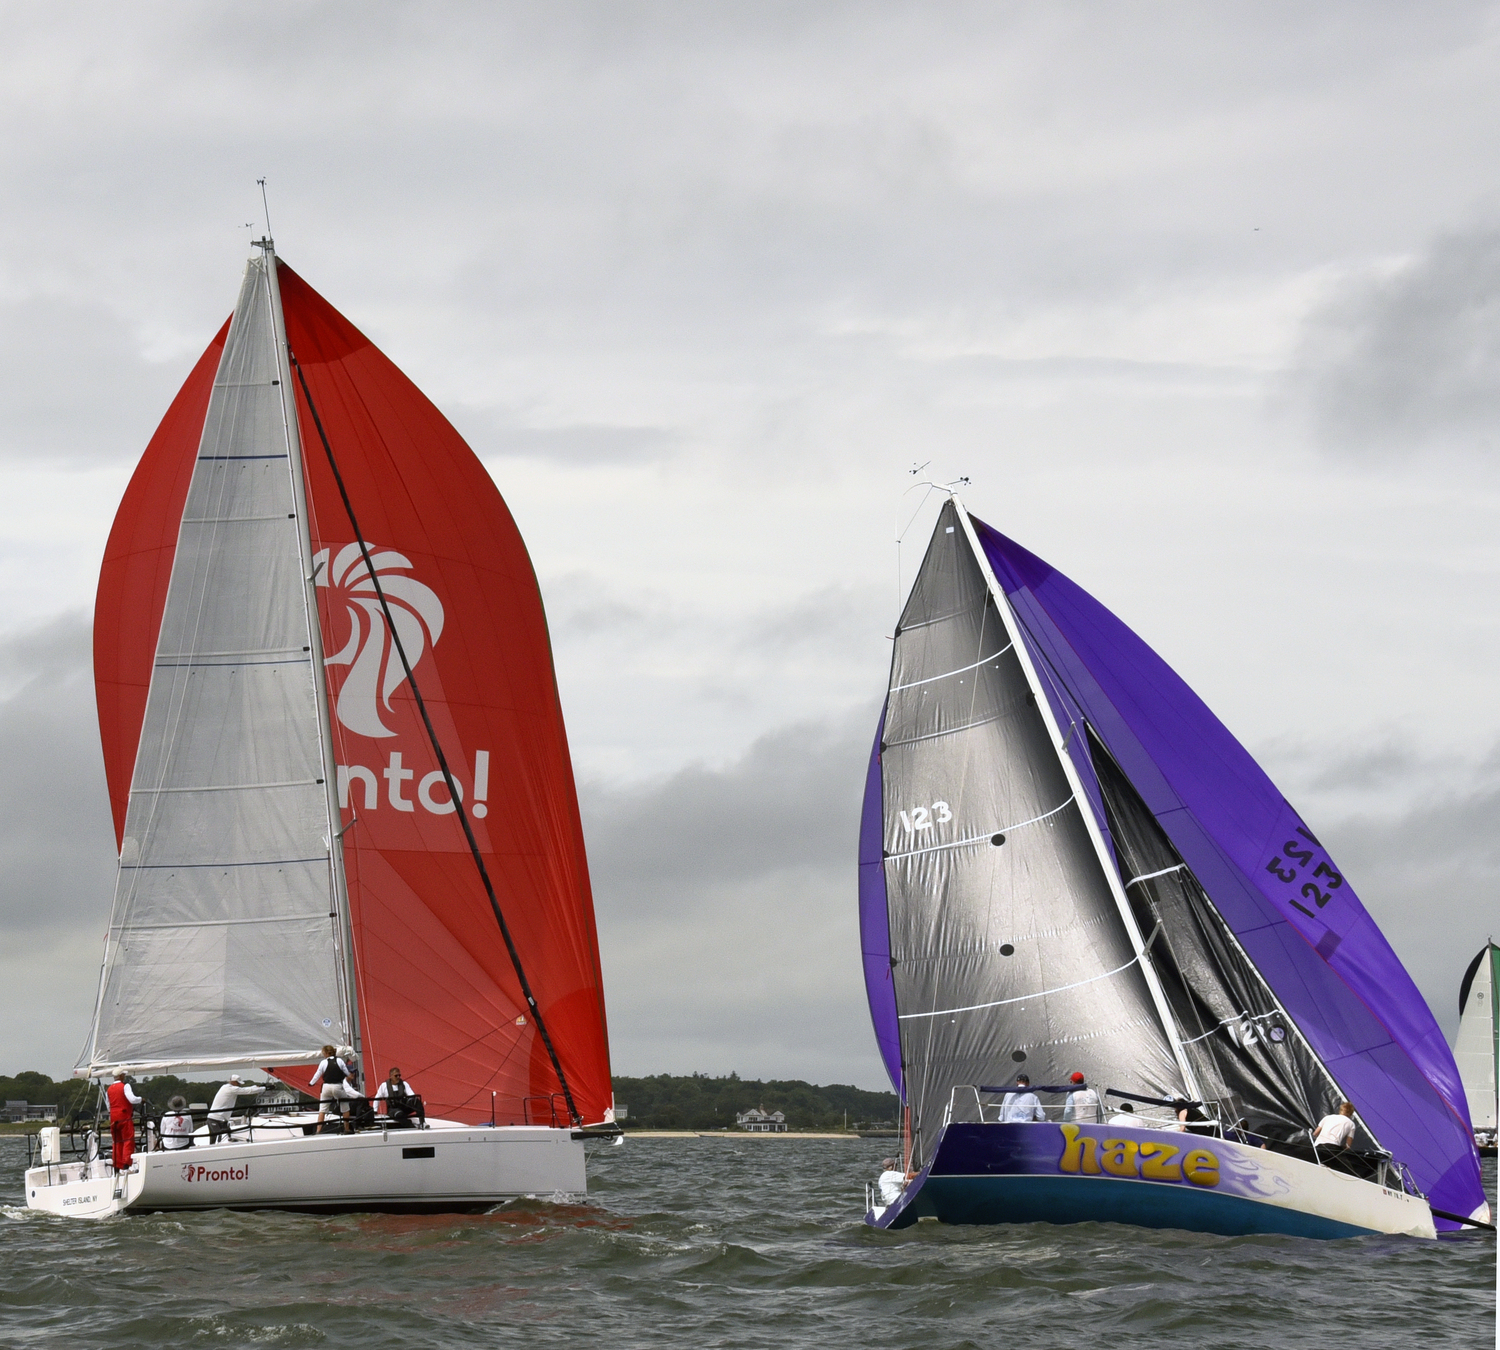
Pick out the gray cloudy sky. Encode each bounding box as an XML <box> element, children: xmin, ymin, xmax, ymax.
<box><xmin>2</xmin><ymin>3</ymin><xmax>1498</xmax><ymax>1089</ymax></box>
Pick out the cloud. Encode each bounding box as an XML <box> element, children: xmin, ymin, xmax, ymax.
<box><xmin>1292</xmin><ymin>226</ymin><xmax>1500</xmax><ymax>457</ymax></box>
<box><xmin>1321</xmin><ymin>769</ymin><xmax>1500</xmax><ymax>1040</ymax></box>
<box><xmin>4</xmin><ymin>2</ymin><xmax>1500</xmax><ymax>1096</ymax></box>
<box><xmin>0</xmin><ymin>296</ymin><xmax>184</xmax><ymax>466</ymax></box>
<box><xmin>0</xmin><ymin>614</ymin><xmax>115</xmax><ymax>936</ymax></box>
<box><xmin>581</xmin><ymin>712</ymin><xmax>890</xmax><ymax>1086</ymax></box>
<box><xmin>474</xmin><ymin>418</ymin><xmax>679</xmax><ymax>467</ymax></box>
<box><xmin>740</xmin><ymin>584</ymin><xmax>887</xmax><ymax>655</ymax></box>
<box><xmin>0</xmin><ymin>614</ymin><xmax>116</xmax><ymax>1076</ymax></box>
<box><xmin>581</xmin><ymin>716</ymin><xmax>868</xmax><ymax>893</ymax></box>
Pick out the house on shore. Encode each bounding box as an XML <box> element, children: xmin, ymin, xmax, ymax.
<box><xmin>736</xmin><ymin>1106</ymin><xmax>787</xmax><ymax>1133</ymax></box>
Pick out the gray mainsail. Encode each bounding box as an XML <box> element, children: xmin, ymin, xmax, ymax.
<box><xmin>883</xmin><ymin>501</ymin><xmax>1183</xmax><ymax>1162</ymax></box>
<box><xmin>80</xmin><ymin>254</ymin><xmax>349</xmax><ymax>1074</ymax></box>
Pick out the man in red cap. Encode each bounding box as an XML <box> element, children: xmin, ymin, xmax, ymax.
<box><xmin>105</xmin><ymin>1068</ymin><xmax>142</xmax><ymax>1173</ymax></box>
<box><xmin>1064</xmin><ymin>1071</ymin><xmax>1102</xmax><ymax>1125</ymax></box>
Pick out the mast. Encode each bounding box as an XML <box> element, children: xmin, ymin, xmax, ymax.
<box><xmin>951</xmin><ymin>495</ymin><xmax>1205</xmax><ymax>1103</ymax></box>
<box><xmin>260</xmin><ymin>241</ymin><xmax>362</xmax><ymax>1057</ymax></box>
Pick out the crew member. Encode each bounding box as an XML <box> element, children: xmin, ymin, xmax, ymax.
<box><xmin>1063</xmin><ymin>1072</ymin><xmax>1102</xmax><ymax>1124</ymax></box>
<box><xmin>310</xmin><ymin>1044</ymin><xmax>352</xmax><ymax>1131</ymax></box>
<box><xmin>340</xmin><ymin>1055</ymin><xmax>377</xmax><ymax>1131</ymax></box>
<box><xmin>1108</xmin><ymin>1102</ymin><xmax>1144</xmax><ymax>1128</ymax></box>
<box><xmin>999</xmin><ymin>1073</ymin><xmax>1047</xmax><ymax>1123</ymax></box>
<box><xmin>1168</xmin><ymin>1098</ymin><xmax>1211</xmax><ymax>1134</ymax></box>
<box><xmin>105</xmin><ymin>1067</ymin><xmax>141</xmax><ymax>1173</ymax></box>
<box><xmin>160</xmin><ymin>1095</ymin><xmax>194</xmax><ymax>1150</ymax></box>
<box><xmin>207</xmin><ymin>1073</ymin><xmax>266</xmax><ymax>1144</ymax></box>
<box><xmin>1313</xmin><ymin>1100</ymin><xmax>1356</xmax><ymax>1150</ymax></box>
<box><xmin>375</xmin><ymin>1068</ymin><xmax>421</xmax><ymax>1128</ymax></box>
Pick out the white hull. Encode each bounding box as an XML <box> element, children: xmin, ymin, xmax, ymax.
<box><xmin>24</xmin><ymin>1118</ymin><xmax>586</xmax><ymax>1219</ymax></box>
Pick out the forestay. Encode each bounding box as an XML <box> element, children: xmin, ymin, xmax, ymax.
<box><xmin>81</xmin><ymin>256</ymin><xmax>347</xmax><ymax>1073</ymax></box>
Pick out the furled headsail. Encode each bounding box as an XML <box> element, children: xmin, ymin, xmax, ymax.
<box><xmin>862</xmin><ymin>498</ymin><xmax>1485</xmax><ymax>1227</ymax></box>
<box><xmin>89</xmin><ymin>250</ymin><xmax>612</xmax><ymax>1126</ymax></box>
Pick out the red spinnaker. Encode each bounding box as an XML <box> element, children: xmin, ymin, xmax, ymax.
<box><xmin>94</xmin><ymin>260</ymin><xmax>612</xmax><ymax>1125</ymax></box>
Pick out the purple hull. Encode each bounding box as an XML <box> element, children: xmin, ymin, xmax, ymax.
<box><xmin>869</xmin><ymin>1122</ymin><xmax>1428</xmax><ymax>1239</ymax></box>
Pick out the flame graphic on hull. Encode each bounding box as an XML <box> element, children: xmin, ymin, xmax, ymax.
<box><xmin>315</xmin><ymin>543</ymin><xmax>444</xmax><ymax>739</ymax></box>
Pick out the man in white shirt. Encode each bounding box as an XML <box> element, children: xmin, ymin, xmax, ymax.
<box><xmin>207</xmin><ymin>1073</ymin><xmax>265</xmax><ymax>1144</ymax></box>
<box><xmin>1063</xmin><ymin>1072</ymin><xmax>1102</xmax><ymax>1124</ymax></box>
<box><xmin>159</xmin><ymin>1095</ymin><xmax>194</xmax><ymax>1150</ymax></box>
<box><xmin>1313</xmin><ymin>1100</ymin><xmax>1356</xmax><ymax>1149</ymax></box>
<box><xmin>999</xmin><ymin>1074</ymin><xmax>1047</xmax><ymax>1123</ymax></box>
<box><xmin>1108</xmin><ymin>1102</ymin><xmax>1149</xmax><ymax>1128</ymax></box>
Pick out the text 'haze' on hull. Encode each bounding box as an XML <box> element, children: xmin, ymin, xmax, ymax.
<box><xmin>860</xmin><ymin>496</ymin><xmax>1488</xmax><ymax>1240</ymax></box>
<box><xmin>27</xmin><ymin>243</ymin><xmax>616</xmax><ymax>1219</ymax></box>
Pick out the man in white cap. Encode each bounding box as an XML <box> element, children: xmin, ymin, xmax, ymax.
<box><xmin>207</xmin><ymin>1073</ymin><xmax>265</xmax><ymax>1145</ymax></box>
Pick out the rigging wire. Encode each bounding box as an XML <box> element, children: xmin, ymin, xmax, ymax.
<box><xmin>289</xmin><ymin>351</ymin><xmax>583</xmax><ymax>1128</ymax></box>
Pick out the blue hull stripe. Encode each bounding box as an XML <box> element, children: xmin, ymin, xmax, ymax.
<box><xmin>880</xmin><ymin>1172</ymin><xmax>1374</xmax><ymax>1239</ymax></box>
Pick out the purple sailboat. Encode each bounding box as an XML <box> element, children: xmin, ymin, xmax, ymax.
<box><xmin>861</xmin><ymin>497</ymin><xmax>1490</xmax><ymax>1239</ymax></box>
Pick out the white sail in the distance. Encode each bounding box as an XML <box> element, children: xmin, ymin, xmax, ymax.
<box><xmin>1454</xmin><ymin>943</ymin><xmax>1498</xmax><ymax>1134</ymax></box>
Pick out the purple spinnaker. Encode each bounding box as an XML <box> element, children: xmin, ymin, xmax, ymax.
<box><xmin>971</xmin><ymin>517</ymin><xmax>1484</xmax><ymax>1228</ymax></box>
<box><xmin>859</xmin><ymin>714</ymin><xmax>904</xmax><ymax>1101</ymax></box>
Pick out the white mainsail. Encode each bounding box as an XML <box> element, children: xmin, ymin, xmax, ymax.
<box><xmin>1454</xmin><ymin>943</ymin><xmax>1498</xmax><ymax>1134</ymax></box>
<box><xmin>80</xmin><ymin>253</ymin><xmax>350</xmax><ymax>1074</ymax></box>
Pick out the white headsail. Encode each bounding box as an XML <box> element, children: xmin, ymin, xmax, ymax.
<box><xmin>1454</xmin><ymin>943</ymin><xmax>1498</xmax><ymax>1134</ymax></box>
<box><xmin>79</xmin><ymin>253</ymin><xmax>351</xmax><ymax>1075</ymax></box>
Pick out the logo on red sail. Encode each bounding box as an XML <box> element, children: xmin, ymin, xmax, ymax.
<box><xmin>316</xmin><ymin>544</ymin><xmax>444</xmax><ymax>739</ymax></box>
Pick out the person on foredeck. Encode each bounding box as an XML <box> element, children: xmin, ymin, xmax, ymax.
<box><xmin>1167</xmin><ymin>1098</ymin><xmax>1211</xmax><ymax>1134</ymax></box>
<box><xmin>1108</xmin><ymin>1102</ymin><xmax>1143</xmax><ymax>1128</ymax></box>
<box><xmin>1063</xmin><ymin>1072</ymin><xmax>1102</xmax><ymax>1124</ymax></box>
<box><xmin>105</xmin><ymin>1067</ymin><xmax>141</xmax><ymax>1172</ymax></box>
<box><xmin>375</xmin><ymin>1068</ymin><xmax>422</xmax><ymax>1128</ymax></box>
<box><xmin>159</xmin><ymin>1095</ymin><xmax>194</xmax><ymax>1150</ymax></box>
<box><xmin>1313</xmin><ymin>1101</ymin><xmax>1356</xmax><ymax>1150</ymax></box>
<box><xmin>208</xmin><ymin>1073</ymin><xmax>266</xmax><ymax>1144</ymax></box>
<box><xmin>310</xmin><ymin>1044</ymin><xmax>353</xmax><ymax>1132</ymax></box>
<box><xmin>999</xmin><ymin>1074</ymin><xmax>1047</xmax><ymax>1123</ymax></box>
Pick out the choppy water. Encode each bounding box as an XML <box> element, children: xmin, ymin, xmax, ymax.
<box><xmin>2</xmin><ymin>1136</ymin><xmax>1493</xmax><ymax>1348</ymax></box>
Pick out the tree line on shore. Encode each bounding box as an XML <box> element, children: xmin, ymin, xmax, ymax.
<box><xmin>1</xmin><ymin>1069</ymin><xmax>899</xmax><ymax>1132</ymax></box>
<box><xmin>0</xmin><ymin>1070</ymin><xmax>243</xmax><ymax>1125</ymax></box>
<box><xmin>611</xmin><ymin>1073</ymin><xmax>897</xmax><ymax>1131</ymax></box>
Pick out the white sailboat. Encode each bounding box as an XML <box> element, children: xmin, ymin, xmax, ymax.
<box><xmin>1455</xmin><ymin>943</ymin><xmax>1498</xmax><ymax>1154</ymax></box>
<box><xmin>26</xmin><ymin>242</ymin><xmax>615</xmax><ymax>1218</ymax></box>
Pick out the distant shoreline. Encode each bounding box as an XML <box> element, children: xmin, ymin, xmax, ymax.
<box><xmin>621</xmin><ymin>1130</ymin><xmax>892</xmax><ymax>1140</ymax></box>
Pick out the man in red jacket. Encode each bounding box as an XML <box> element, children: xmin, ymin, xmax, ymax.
<box><xmin>106</xmin><ymin>1067</ymin><xmax>142</xmax><ymax>1172</ymax></box>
